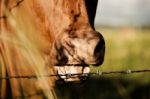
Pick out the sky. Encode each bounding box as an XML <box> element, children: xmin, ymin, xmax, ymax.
<box><xmin>95</xmin><ymin>0</ymin><xmax>150</xmax><ymax>27</ymax></box>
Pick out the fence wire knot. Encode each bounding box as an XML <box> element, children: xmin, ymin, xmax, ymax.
<box><xmin>96</xmin><ymin>70</ymin><xmax>102</xmax><ymax>76</ymax></box>
<box><xmin>125</xmin><ymin>69</ymin><xmax>132</xmax><ymax>74</ymax></box>
<box><xmin>66</xmin><ymin>73</ymin><xmax>72</xmax><ymax>79</ymax></box>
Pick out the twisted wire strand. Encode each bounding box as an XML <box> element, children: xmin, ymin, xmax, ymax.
<box><xmin>0</xmin><ymin>69</ymin><xmax>150</xmax><ymax>99</ymax></box>
<box><xmin>0</xmin><ymin>69</ymin><xmax>150</xmax><ymax>80</ymax></box>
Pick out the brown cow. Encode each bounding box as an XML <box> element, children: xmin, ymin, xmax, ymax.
<box><xmin>0</xmin><ymin>0</ymin><xmax>105</xmax><ymax>99</ymax></box>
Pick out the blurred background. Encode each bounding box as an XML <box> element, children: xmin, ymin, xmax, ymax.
<box><xmin>56</xmin><ymin>1</ymin><xmax>150</xmax><ymax>99</ymax></box>
<box><xmin>94</xmin><ymin>0</ymin><xmax>150</xmax><ymax>76</ymax></box>
<box><xmin>95</xmin><ymin>0</ymin><xmax>150</xmax><ymax>27</ymax></box>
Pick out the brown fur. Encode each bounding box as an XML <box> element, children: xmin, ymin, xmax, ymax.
<box><xmin>0</xmin><ymin>0</ymin><xmax>104</xmax><ymax>99</ymax></box>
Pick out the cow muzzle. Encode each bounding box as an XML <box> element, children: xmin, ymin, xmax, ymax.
<box><xmin>54</xmin><ymin>31</ymin><xmax>105</xmax><ymax>82</ymax></box>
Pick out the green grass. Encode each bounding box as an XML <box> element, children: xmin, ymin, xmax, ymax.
<box><xmin>92</xmin><ymin>27</ymin><xmax>150</xmax><ymax>84</ymax></box>
<box><xmin>96</xmin><ymin>28</ymin><xmax>150</xmax><ymax>67</ymax></box>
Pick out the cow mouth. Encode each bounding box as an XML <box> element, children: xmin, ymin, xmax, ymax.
<box><xmin>55</xmin><ymin>65</ymin><xmax>90</xmax><ymax>82</ymax></box>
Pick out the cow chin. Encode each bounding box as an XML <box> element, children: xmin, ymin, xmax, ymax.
<box><xmin>54</xmin><ymin>66</ymin><xmax>90</xmax><ymax>82</ymax></box>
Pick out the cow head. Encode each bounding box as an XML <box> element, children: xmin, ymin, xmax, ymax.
<box><xmin>1</xmin><ymin>0</ymin><xmax>105</xmax><ymax>82</ymax></box>
<box><xmin>48</xmin><ymin>0</ymin><xmax>105</xmax><ymax>82</ymax></box>
<box><xmin>53</xmin><ymin>30</ymin><xmax>105</xmax><ymax>82</ymax></box>
<box><xmin>1</xmin><ymin>0</ymin><xmax>104</xmax><ymax>82</ymax></box>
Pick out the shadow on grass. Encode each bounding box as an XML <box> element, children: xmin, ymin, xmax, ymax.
<box><xmin>55</xmin><ymin>77</ymin><xmax>150</xmax><ymax>99</ymax></box>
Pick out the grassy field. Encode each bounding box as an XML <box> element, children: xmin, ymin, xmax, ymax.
<box><xmin>93</xmin><ymin>27</ymin><xmax>150</xmax><ymax>84</ymax></box>
<box><xmin>97</xmin><ymin>27</ymin><xmax>150</xmax><ymax>69</ymax></box>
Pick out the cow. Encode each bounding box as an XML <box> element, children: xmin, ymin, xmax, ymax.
<box><xmin>0</xmin><ymin>0</ymin><xmax>105</xmax><ymax>99</ymax></box>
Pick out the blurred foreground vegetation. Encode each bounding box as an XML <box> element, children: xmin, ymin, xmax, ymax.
<box><xmin>56</xmin><ymin>27</ymin><xmax>150</xmax><ymax>99</ymax></box>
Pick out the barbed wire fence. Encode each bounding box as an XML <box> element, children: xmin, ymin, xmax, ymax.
<box><xmin>0</xmin><ymin>69</ymin><xmax>150</xmax><ymax>80</ymax></box>
<box><xmin>0</xmin><ymin>68</ymin><xmax>150</xmax><ymax>99</ymax></box>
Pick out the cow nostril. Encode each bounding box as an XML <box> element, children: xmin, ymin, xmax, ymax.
<box><xmin>94</xmin><ymin>36</ymin><xmax>105</xmax><ymax>66</ymax></box>
<box><xmin>94</xmin><ymin>40</ymin><xmax>104</xmax><ymax>57</ymax></box>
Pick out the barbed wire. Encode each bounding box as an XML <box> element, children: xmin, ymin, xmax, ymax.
<box><xmin>0</xmin><ymin>69</ymin><xmax>150</xmax><ymax>99</ymax></box>
<box><xmin>0</xmin><ymin>69</ymin><xmax>150</xmax><ymax>80</ymax></box>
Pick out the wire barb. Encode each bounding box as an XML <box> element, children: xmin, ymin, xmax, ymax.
<box><xmin>125</xmin><ymin>69</ymin><xmax>132</xmax><ymax>74</ymax></box>
<box><xmin>96</xmin><ymin>70</ymin><xmax>102</xmax><ymax>76</ymax></box>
